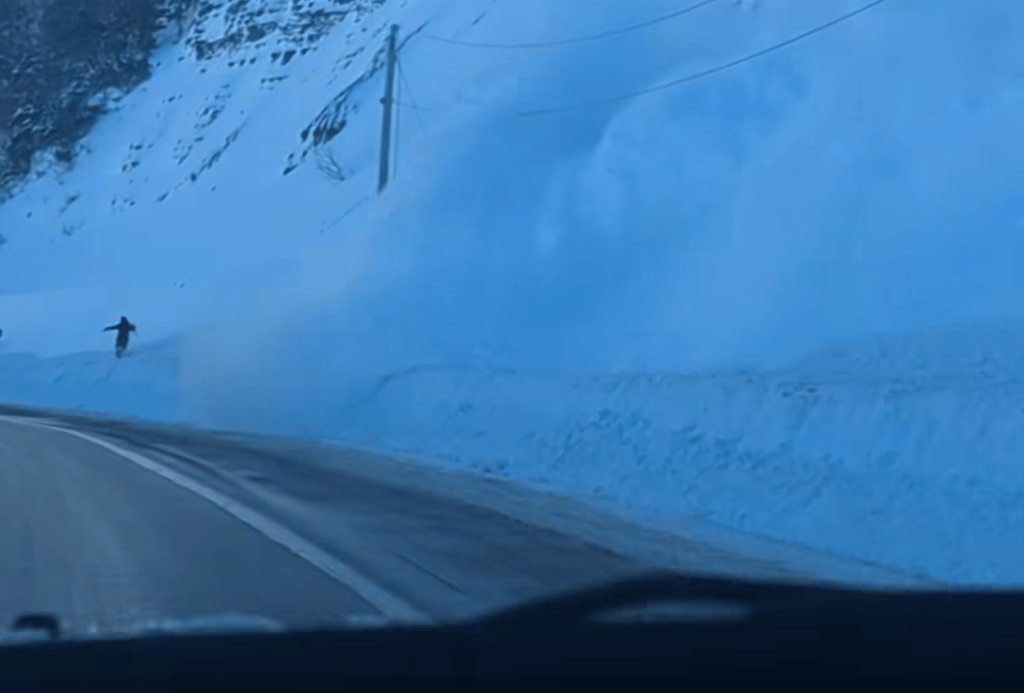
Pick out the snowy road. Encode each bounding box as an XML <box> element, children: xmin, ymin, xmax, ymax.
<box><xmin>0</xmin><ymin>417</ymin><xmax>386</xmax><ymax>633</ymax></box>
<box><xmin>0</xmin><ymin>406</ymin><xmax>922</xmax><ymax>635</ymax></box>
<box><xmin>0</xmin><ymin>410</ymin><xmax>651</xmax><ymax>632</ymax></box>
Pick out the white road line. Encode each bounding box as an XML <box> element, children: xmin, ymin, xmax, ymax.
<box><xmin>0</xmin><ymin>415</ymin><xmax>430</xmax><ymax>625</ymax></box>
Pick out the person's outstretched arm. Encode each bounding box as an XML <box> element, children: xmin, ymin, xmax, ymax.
<box><xmin>103</xmin><ymin>325</ymin><xmax>118</xmax><ymax>331</ymax></box>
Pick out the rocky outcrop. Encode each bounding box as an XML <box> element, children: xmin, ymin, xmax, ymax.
<box><xmin>0</xmin><ymin>0</ymin><xmax>174</xmax><ymax>195</ymax></box>
<box><xmin>0</xmin><ymin>0</ymin><xmax>387</xmax><ymax>198</ymax></box>
<box><xmin>184</xmin><ymin>0</ymin><xmax>380</xmax><ymax>61</ymax></box>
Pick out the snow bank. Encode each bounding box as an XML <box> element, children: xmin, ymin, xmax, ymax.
<box><xmin>313</xmin><ymin>325</ymin><xmax>1024</xmax><ymax>585</ymax></box>
<box><xmin>0</xmin><ymin>339</ymin><xmax>186</xmax><ymax>422</ymax></box>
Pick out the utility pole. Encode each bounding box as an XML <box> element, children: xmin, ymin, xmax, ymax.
<box><xmin>378</xmin><ymin>24</ymin><xmax>399</xmax><ymax>195</ymax></box>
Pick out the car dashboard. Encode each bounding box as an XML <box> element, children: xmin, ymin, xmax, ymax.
<box><xmin>0</xmin><ymin>572</ymin><xmax>1022</xmax><ymax>686</ymax></box>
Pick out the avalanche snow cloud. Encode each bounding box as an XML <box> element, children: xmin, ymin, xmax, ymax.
<box><xmin>181</xmin><ymin>0</ymin><xmax>1024</xmax><ymax>411</ymax></box>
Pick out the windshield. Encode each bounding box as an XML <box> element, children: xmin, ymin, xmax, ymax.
<box><xmin>0</xmin><ymin>0</ymin><xmax>1019</xmax><ymax>638</ymax></box>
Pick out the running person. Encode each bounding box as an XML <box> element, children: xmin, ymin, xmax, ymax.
<box><xmin>103</xmin><ymin>316</ymin><xmax>136</xmax><ymax>358</ymax></box>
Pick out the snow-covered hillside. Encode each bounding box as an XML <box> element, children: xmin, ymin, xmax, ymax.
<box><xmin>3</xmin><ymin>0</ymin><xmax>1024</xmax><ymax>584</ymax></box>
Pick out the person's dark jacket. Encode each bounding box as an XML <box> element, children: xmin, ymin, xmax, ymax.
<box><xmin>104</xmin><ymin>317</ymin><xmax>136</xmax><ymax>348</ymax></box>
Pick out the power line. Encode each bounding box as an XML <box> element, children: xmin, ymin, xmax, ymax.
<box><xmin>395</xmin><ymin>100</ymin><xmax>432</xmax><ymax>112</ymax></box>
<box><xmin>322</xmin><ymin>196</ymin><xmax>370</xmax><ymax>233</ymax></box>
<box><xmin>519</xmin><ymin>0</ymin><xmax>891</xmax><ymax>116</ymax></box>
<box><xmin>422</xmin><ymin>0</ymin><xmax>719</xmax><ymax>49</ymax></box>
<box><xmin>397</xmin><ymin>56</ymin><xmax>429</xmax><ymax>136</ymax></box>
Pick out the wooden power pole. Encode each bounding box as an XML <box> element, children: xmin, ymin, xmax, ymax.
<box><xmin>378</xmin><ymin>24</ymin><xmax>399</xmax><ymax>194</ymax></box>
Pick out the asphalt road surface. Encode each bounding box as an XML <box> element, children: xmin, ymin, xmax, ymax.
<box><xmin>0</xmin><ymin>405</ymin><xmax>924</xmax><ymax>636</ymax></box>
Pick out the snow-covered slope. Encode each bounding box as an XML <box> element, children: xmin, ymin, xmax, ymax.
<box><xmin>1</xmin><ymin>0</ymin><xmax>400</xmax><ymax>354</ymax></box>
<box><xmin>3</xmin><ymin>0</ymin><xmax>1024</xmax><ymax>584</ymax></box>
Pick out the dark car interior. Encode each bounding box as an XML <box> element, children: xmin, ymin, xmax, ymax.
<box><xmin>1</xmin><ymin>572</ymin><xmax>1022</xmax><ymax>687</ymax></box>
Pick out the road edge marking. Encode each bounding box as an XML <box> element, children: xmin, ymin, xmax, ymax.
<box><xmin>0</xmin><ymin>415</ymin><xmax>430</xmax><ymax>624</ymax></box>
